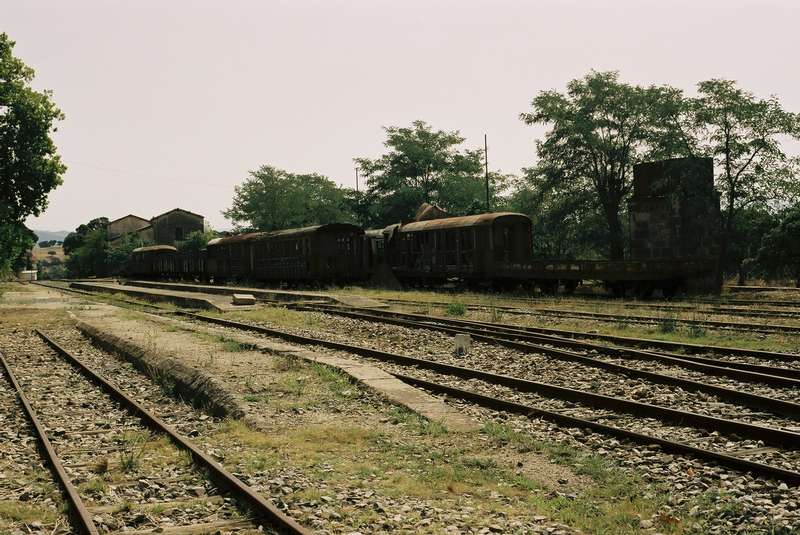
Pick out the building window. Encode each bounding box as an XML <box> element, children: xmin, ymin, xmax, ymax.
<box><xmin>175</xmin><ymin>227</ymin><xmax>184</xmax><ymax>241</ymax></box>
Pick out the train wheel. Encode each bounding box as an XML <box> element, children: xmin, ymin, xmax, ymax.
<box><xmin>563</xmin><ymin>280</ymin><xmax>579</xmax><ymax>295</ymax></box>
<box><xmin>538</xmin><ymin>280</ymin><xmax>558</xmax><ymax>296</ymax></box>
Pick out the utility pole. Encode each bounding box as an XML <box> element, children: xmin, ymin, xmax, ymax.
<box><xmin>484</xmin><ymin>134</ymin><xmax>490</xmax><ymax>212</ymax></box>
<box><xmin>355</xmin><ymin>167</ymin><xmax>359</xmax><ymax>193</ymax></box>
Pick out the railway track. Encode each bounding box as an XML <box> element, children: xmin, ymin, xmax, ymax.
<box><xmin>0</xmin><ymin>328</ymin><xmax>309</xmax><ymax>535</ymax></box>
<box><xmin>297</xmin><ymin>303</ymin><xmax>800</xmax><ymax>386</ymax></box>
<box><xmin>33</xmin><ymin>284</ymin><xmax>800</xmax><ymax>484</ymax></box>
<box><xmin>383</xmin><ymin>297</ymin><xmax>800</xmax><ymax>335</ymax></box>
<box><xmin>375</xmin><ymin>296</ymin><xmax>800</xmax><ymax>362</ymax></box>
<box><xmin>380</xmin><ymin>295</ymin><xmax>800</xmax><ymax>321</ymax></box>
<box><xmin>179</xmin><ymin>311</ymin><xmax>800</xmax><ymax>484</ymax></box>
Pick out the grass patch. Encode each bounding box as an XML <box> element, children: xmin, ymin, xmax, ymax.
<box><xmin>481</xmin><ymin>422</ymin><xmax>680</xmax><ymax>533</ymax></box>
<box><xmin>311</xmin><ymin>362</ymin><xmax>357</xmax><ymax>398</ymax></box>
<box><xmin>657</xmin><ymin>315</ymin><xmax>677</xmax><ymax>333</ymax></box>
<box><xmin>0</xmin><ymin>501</ymin><xmax>58</xmax><ymax>526</ymax></box>
<box><xmin>220</xmin><ymin>305</ymin><xmax>325</xmax><ymax>330</ymax></box>
<box><xmin>445</xmin><ymin>302</ymin><xmax>467</xmax><ymax>316</ymax></box>
<box><xmin>389</xmin><ymin>406</ymin><xmax>447</xmax><ymax>436</ymax></box>
<box><xmin>79</xmin><ymin>477</ymin><xmax>107</xmax><ymax>495</ymax></box>
<box><xmin>117</xmin><ymin>430</ymin><xmax>150</xmax><ymax>473</ymax></box>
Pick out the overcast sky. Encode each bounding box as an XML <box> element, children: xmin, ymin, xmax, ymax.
<box><xmin>8</xmin><ymin>0</ymin><xmax>799</xmax><ymax>232</ymax></box>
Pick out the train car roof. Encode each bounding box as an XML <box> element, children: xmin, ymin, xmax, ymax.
<box><xmin>207</xmin><ymin>223</ymin><xmax>364</xmax><ymax>246</ymax></box>
<box><xmin>398</xmin><ymin>212</ymin><xmax>530</xmax><ymax>233</ymax></box>
<box><xmin>132</xmin><ymin>245</ymin><xmax>178</xmax><ymax>253</ymax></box>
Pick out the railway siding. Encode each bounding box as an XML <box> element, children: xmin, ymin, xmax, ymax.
<box><xmin>73</xmin><ymin>313</ymin><xmax>478</xmax><ymax>433</ymax></box>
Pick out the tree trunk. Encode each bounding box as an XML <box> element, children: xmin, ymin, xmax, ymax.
<box><xmin>737</xmin><ymin>263</ymin><xmax>746</xmax><ymax>286</ymax></box>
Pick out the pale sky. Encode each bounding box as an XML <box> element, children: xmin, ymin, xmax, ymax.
<box><xmin>8</xmin><ymin>0</ymin><xmax>799</xmax><ymax>232</ymax></box>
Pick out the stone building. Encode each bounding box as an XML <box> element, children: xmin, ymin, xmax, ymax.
<box><xmin>107</xmin><ymin>208</ymin><xmax>205</xmax><ymax>246</ymax></box>
<box><xmin>107</xmin><ymin>215</ymin><xmax>152</xmax><ymax>246</ymax></box>
<box><xmin>150</xmin><ymin>208</ymin><xmax>205</xmax><ymax>245</ymax></box>
<box><xmin>629</xmin><ymin>156</ymin><xmax>720</xmax><ymax>260</ymax></box>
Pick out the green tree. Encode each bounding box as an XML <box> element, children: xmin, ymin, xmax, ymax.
<box><xmin>520</xmin><ymin>71</ymin><xmax>690</xmax><ymax>259</ymax></box>
<box><xmin>0</xmin><ymin>222</ymin><xmax>36</xmax><ymax>275</ymax></box>
<box><xmin>62</xmin><ymin>217</ymin><xmax>109</xmax><ymax>254</ymax></box>
<box><xmin>224</xmin><ymin>166</ymin><xmax>352</xmax><ymax>231</ymax></box>
<box><xmin>725</xmin><ymin>206</ymin><xmax>778</xmax><ymax>284</ymax></box>
<box><xmin>106</xmin><ymin>232</ymin><xmax>149</xmax><ymax>276</ymax></box>
<box><xmin>690</xmin><ymin>79</ymin><xmax>800</xmax><ymax>283</ymax></box>
<box><xmin>508</xmin><ymin>172</ymin><xmax>608</xmax><ymax>258</ymax></box>
<box><xmin>756</xmin><ymin>206</ymin><xmax>800</xmax><ymax>286</ymax></box>
<box><xmin>176</xmin><ymin>229</ymin><xmax>217</xmax><ymax>255</ymax></box>
<box><xmin>65</xmin><ymin>228</ymin><xmax>108</xmax><ymax>277</ymax></box>
<box><xmin>355</xmin><ymin>121</ymin><xmax>497</xmax><ymax>226</ymax></box>
<box><xmin>0</xmin><ymin>33</ymin><xmax>66</xmax><ymax>276</ymax></box>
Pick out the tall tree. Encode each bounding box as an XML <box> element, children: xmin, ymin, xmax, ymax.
<box><xmin>0</xmin><ymin>33</ymin><xmax>66</xmax><ymax>275</ymax></box>
<box><xmin>520</xmin><ymin>71</ymin><xmax>690</xmax><ymax>259</ymax></box>
<box><xmin>224</xmin><ymin>165</ymin><xmax>353</xmax><ymax>231</ymax></box>
<box><xmin>690</xmin><ymin>80</ymin><xmax>800</xmax><ymax>283</ymax></box>
<box><xmin>757</xmin><ymin>205</ymin><xmax>800</xmax><ymax>286</ymax></box>
<box><xmin>62</xmin><ymin>217</ymin><xmax>109</xmax><ymax>254</ymax></box>
<box><xmin>355</xmin><ymin>121</ymin><xmax>496</xmax><ymax>226</ymax></box>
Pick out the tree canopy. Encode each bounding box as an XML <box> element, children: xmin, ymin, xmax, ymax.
<box><xmin>757</xmin><ymin>206</ymin><xmax>800</xmax><ymax>286</ymax></box>
<box><xmin>355</xmin><ymin>121</ymin><xmax>500</xmax><ymax>227</ymax></box>
<box><xmin>520</xmin><ymin>71</ymin><xmax>690</xmax><ymax>259</ymax></box>
<box><xmin>223</xmin><ymin>166</ymin><xmax>352</xmax><ymax>231</ymax></box>
<box><xmin>0</xmin><ymin>33</ymin><xmax>66</xmax><ymax>276</ymax></box>
<box><xmin>690</xmin><ymin>79</ymin><xmax>800</xmax><ymax>282</ymax></box>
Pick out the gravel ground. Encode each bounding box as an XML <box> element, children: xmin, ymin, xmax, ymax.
<box><xmin>0</xmin><ymin>356</ymin><xmax>71</xmax><ymax>535</ymax></box>
<box><xmin>0</xmin><ymin>328</ymin><xmax>269</xmax><ymax>535</ymax></box>
<box><xmin>194</xmin><ymin>312</ymin><xmax>800</xmax><ymax>533</ymax></box>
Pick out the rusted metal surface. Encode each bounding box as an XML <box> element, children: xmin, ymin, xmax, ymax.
<box><xmin>0</xmin><ymin>351</ymin><xmax>100</xmax><ymax>535</ymax></box>
<box><xmin>131</xmin><ymin>245</ymin><xmax>179</xmax><ymax>253</ymax></box>
<box><xmin>35</xmin><ymin>329</ymin><xmax>312</xmax><ymax>535</ymax></box>
<box><xmin>208</xmin><ymin>223</ymin><xmax>364</xmax><ymax>246</ymax></box>
<box><xmin>397</xmin><ymin>212</ymin><xmax>529</xmax><ymax>232</ymax></box>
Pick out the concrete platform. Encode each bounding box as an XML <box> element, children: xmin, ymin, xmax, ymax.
<box><xmin>70</xmin><ymin>281</ymin><xmax>230</xmax><ymax>311</ymax></box>
<box><xmin>125</xmin><ymin>280</ymin><xmax>386</xmax><ymax>308</ymax></box>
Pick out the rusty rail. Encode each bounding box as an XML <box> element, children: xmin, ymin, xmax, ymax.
<box><xmin>0</xmin><ymin>351</ymin><xmax>100</xmax><ymax>535</ymax></box>
<box><xmin>293</xmin><ymin>304</ymin><xmax>800</xmax><ymax>418</ymax></box>
<box><xmin>394</xmin><ymin>373</ymin><xmax>800</xmax><ymax>485</ymax></box>
<box><xmin>34</xmin><ymin>329</ymin><xmax>311</xmax><ymax>535</ymax></box>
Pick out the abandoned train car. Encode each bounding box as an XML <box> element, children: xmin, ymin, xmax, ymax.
<box><xmin>205</xmin><ymin>223</ymin><xmax>366</xmax><ymax>283</ymax></box>
<box><xmin>383</xmin><ymin>212</ymin><xmax>534</xmax><ymax>286</ymax></box>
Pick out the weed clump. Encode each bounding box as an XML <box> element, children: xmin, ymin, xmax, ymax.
<box><xmin>658</xmin><ymin>315</ymin><xmax>677</xmax><ymax>333</ymax></box>
<box><xmin>445</xmin><ymin>302</ymin><xmax>467</xmax><ymax>316</ymax></box>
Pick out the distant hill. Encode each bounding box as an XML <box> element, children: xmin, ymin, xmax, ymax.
<box><xmin>32</xmin><ymin>230</ymin><xmax>70</xmax><ymax>242</ymax></box>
